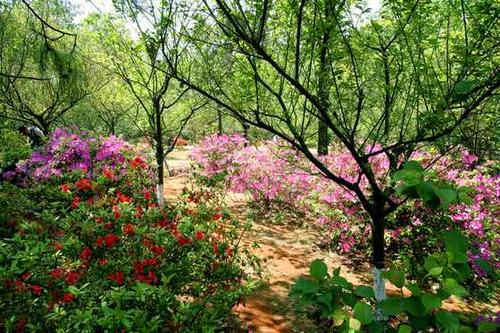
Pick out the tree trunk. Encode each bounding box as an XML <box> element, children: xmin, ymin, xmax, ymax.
<box><xmin>317</xmin><ymin>119</ymin><xmax>328</xmax><ymax>156</ymax></box>
<box><xmin>317</xmin><ymin>1</ymin><xmax>330</xmax><ymax>156</ymax></box>
<box><xmin>155</xmin><ymin>107</ymin><xmax>165</xmax><ymax>208</ymax></box>
<box><xmin>217</xmin><ymin>109</ymin><xmax>223</xmax><ymax>135</ymax></box>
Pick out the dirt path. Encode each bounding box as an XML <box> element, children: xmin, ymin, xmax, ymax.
<box><xmin>163</xmin><ymin>171</ymin><xmax>368</xmax><ymax>332</ymax></box>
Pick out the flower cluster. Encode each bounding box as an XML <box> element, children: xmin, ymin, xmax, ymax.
<box><xmin>14</xmin><ymin>127</ymin><xmax>132</xmax><ymax>183</ymax></box>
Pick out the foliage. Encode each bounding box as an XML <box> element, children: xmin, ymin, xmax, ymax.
<box><xmin>290</xmin><ymin>230</ymin><xmax>499</xmax><ymax>332</ymax></box>
<box><xmin>0</xmin><ymin>129</ymin><xmax>260</xmax><ymax>332</ymax></box>
<box><xmin>0</xmin><ymin>128</ymin><xmax>31</xmax><ymax>170</ymax></box>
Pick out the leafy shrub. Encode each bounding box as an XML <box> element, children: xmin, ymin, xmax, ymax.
<box><xmin>290</xmin><ymin>230</ymin><xmax>499</xmax><ymax>332</ymax></box>
<box><xmin>0</xmin><ymin>128</ymin><xmax>31</xmax><ymax>170</ymax></box>
<box><xmin>0</xmin><ymin>128</ymin><xmax>260</xmax><ymax>332</ymax></box>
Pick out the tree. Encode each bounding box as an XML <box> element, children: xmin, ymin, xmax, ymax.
<box><xmin>167</xmin><ymin>0</ymin><xmax>499</xmax><ymax>307</ymax></box>
<box><xmin>0</xmin><ymin>0</ymin><xmax>91</xmax><ymax>134</ymax></box>
<box><xmin>89</xmin><ymin>2</ymin><xmax>205</xmax><ymax>207</ymax></box>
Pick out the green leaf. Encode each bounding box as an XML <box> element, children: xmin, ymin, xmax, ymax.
<box><xmin>355</xmin><ymin>285</ymin><xmax>375</xmax><ymax>299</ymax></box>
<box><xmin>453</xmin><ymin>81</ymin><xmax>474</xmax><ymax>96</ymax></box>
<box><xmin>406</xmin><ymin>283</ymin><xmax>421</xmax><ymax>297</ymax></box>
<box><xmin>427</xmin><ymin>267</ymin><xmax>443</xmax><ymax>277</ymax></box>
<box><xmin>379</xmin><ymin>297</ymin><xmax>404</xmax><ymax>316</ymax></box>
<box><xmin>333</xmin><ymin>309</ymin><xmax>347</xmax><ymax>327</ymax></box>
<box><xmin>403</xmin><ymin>161</ymin><xmax>424</xmax><ymax>172</ymax></box>
<box><xmin>397</xmin><ymin>324</ymin><xmax>412</xmax><ymax>333</ymax></box>
<box><xmin>353</xmin><ymin>302</ymin><xmax>374</xmax><ymax>325</ymax></box>
<box><xmin>332</xmin><ymin>275</ymin><xmax>352</xmax><ymax>289</ymax></box>
<box><xmin>478</xmin><ymin>321</ymin><xmax>500</xmax><ymax>332</ymax></box>
<box><xmin>349</xmin><ymin>318</ymin><xmax>361</xmax><ymax>330</ymax></box>
<box><xmin>403</xmin><ymin>297</ymin><xmax>426</xmax><ymax>317</ymax></box>
<box><xmin>435</xmin><ymin>311</ymin><xmax>460</xmax><ymax>332</ymax></box>
<box><xmin>382</xmin><ymin>269</ymin><xmax>405</xmax><ymax>288</ymax></box>
<box><xmin>442</xmin><ymin>278</ymin><xmax>468</xmax><ymax>297</ymax></box>
<box><xmin>435</xmin><ymin>189</ymin><xmax>457</xmax><ymax>208</ymax></box>
<box><xmin>416</xmin><ymin>181</ymin><xmax>437</xmax><ymax>202</ymax></box>
<box><xmin>317</xmin><ymin>292</ymin><xmax>333</xmax><ymax>312</ymax></box>
<box><xmin>421</xmin><ymin>293</ymin><xmax>442</xmax><ymax>312</ymax></box>
<box><xmin>291</xmin><ymin>277</ymin><xmax>319</xmax><ymax>295</ymax></box>
<box><xmin>442</xmin><ymin>230</ymin><xmax>469</xmax><ymax>257</ymax></box>
<box><xmin>310</xmin><ymin>259</ymin><xmax>328</xmax><ymax>280</ymax></box>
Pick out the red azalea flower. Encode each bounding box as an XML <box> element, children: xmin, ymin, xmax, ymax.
<box><xmin>195</xmin><ymin>231</ymin><xmax>205</xmax><ymax>241</ymax></box>
<box><xmin>107</xmin><ymin>271</ymin><xmax>124</xmax><ymax>286</ymax></box>
<box><xmin>104</xmin><ymin>222</ymin><xmax>114</xmax><ymax>230</ymax></box>
<box><xmin>21</xmin><ymin>272</ymin><xmax>31</xmax><ymax>281</ymax></box>
<box><xmin>62</xmin><ymin>292</ymin><xmax>75</xmax><ymax>303</ymax></box>
<box><xmin>31</xmin><ymin>285</ymin><xmax>43</xmax><ymax>296</ymax></box>
<box><xmin>212</xmin><ymin>243</ymin><xmax>220</xmax><ymax>256</ymax></box>
<box><xmin>95</xmin><ymin>217</ymin><xmax>104</xmax><ymax>224</ymax></box>
<box><xmin>145</xmin><ymin>258</ymin><xmax>158</xmax><ymax>266</ymax></box>
<box><xmin>157</xmin><ymin>218</ymin><xmax>169</xmax><ymax>228</ymax></box>
<box><xmin>142</xmin><ymin>238</ymin><xmax>153</xmax><ymax>248</ymax></box>
<box><xmin>79</xmin><ymin>247</ymin><xmax>92</xmax><ymax>261</ymax></box>
<box><xmin>150</xmin><ymin>245</ymin><xmax>165</xmax><ymax>256</ymax></box>
<box><xmin>86</xmin><ymin>196</ymin><xmax>94</xmax><ymax>205</ymax></box>
<box><xmin>50</xmin><ymin>267</ymin><xmax>64</xmax><ymax>279</ymax></box>
<box><xmin>75</xmin><ymin>178</ymin><xmax>92</xmax><ymax>191</ymax></box>
<box><xmin>133</xmin><ymin>261</ymin><xmax>145</xmax><ymax>273</ymax></box>
<box><xmin>177</xmin><ymin>237</ymin><xmax>191</xmax><ymax>246</ymax></box>
<box><xmin>98</xmin><ymin>258</ymin><xmax>109</xmax><ymax>266</ymax></box>
<box><xmin>123</xmin><ymin>224</ymin><xmax>135</xmax><ymax>236</ymax></box>
<box><xmin>146</xmin><ymin>270</ymin><xmax>158</xmax><ymax>284</ymax></box>
<box><xmin>226</xmin><ymin>247</ymin><xmax>233</xmax><ymax>257</ymax></box>
<box><xmin>17</xmin><ymin>318</ymin><xmax>28</xmax><ymax>332</ymax></box>
<box><xmin>65</xmin><ymin>271</ymin><xmax>79</xmax><ymax>285</ymax></box>
<box><xmin>104</xmin><ymin>234</ymin><xmax>120</xmax><ymax>248</ymax></box>
<box><xmin>112</xmin><ymin>205</ymin><xmax>122</xmax><ymax>219</ymax></box>
<box><xmin>60</xmin><ymin>184</ymin><xmax>71</xmax><ymax>193</ymax></box>
<box><xmin>134</xmin><ymin>205</ymin><xmax>143</xmax><ymax>218</ymax></box>
<box><xmin>54</xmin><ymin>229</ymin><xmax>65</xmax><ymax>237</ymax></box>
<box><xmin>71</xmin><ymin>196</ymin><xmax>80</xmax><ymax>209</ymax></box>
<box><xmin>130</xmin><ymin>156</ymin><xmax>147</xmax><ymax>169</ymax></box>
<box><xmin>212</xmin><ymin>212</ymin><xmax>223</xmax><ymax>221</ymax></box>
<box><xmin>117</xmin><ymin>191</ymin><xmax>132</xmax><ymax>203</ymax></box>
<box><xmin>96</xmin><ymin>236</ymin><xmax>105</xmax><ymax>247</ymax></box>
<box><xmin>103</xmin><ymin>168</ymin><xmax>114</xmax><ymax>180</ymax></box>
<box><xmin>53</xmin><ymin>242</ymin><xmax>63</xmax><ymax>251</ymax></box>
<box><xmin>144</xmin><ymin>191</ymin><xmax>152</xmax><ymax>201</ymax></box>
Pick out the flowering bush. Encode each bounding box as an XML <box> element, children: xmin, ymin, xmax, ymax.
<box><xmin>0</xmin><ymin>128</ymin><xmax>260</xmax><ymax>332</ymax></box>
<box><xmin>191</xmin><ymin>135</ymin><xmax>499</xmax><ymax>294</ymax></box>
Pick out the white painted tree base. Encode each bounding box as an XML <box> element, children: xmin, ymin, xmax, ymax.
<box><xmin>156</xmin><ymin>183</ymin><xmax>164</xmax><ymax>208</ymax></box>
<box><xmin>373</xmin><ymin>267</ymin><xmax>388</xmax><ymax>322</ymax></box>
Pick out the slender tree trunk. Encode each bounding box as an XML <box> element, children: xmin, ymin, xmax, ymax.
<box><xmin>317</xmin><ymin>1</ymin><xmax>330</xmax><ymax>156</ymax></box>
<box><xmin>217</xmin><ymin>109</ymin><xmax>223</xmax><ymax>135</ymax></box>
<box><xmin>318</xmin><ymin>119</ymin><xmax>328</xmax><ymax>156</ymax></box>
<box><xmin>155</xmin><ymin>106</ymin><xmax>165</xmax><ymax>208</ymax></box>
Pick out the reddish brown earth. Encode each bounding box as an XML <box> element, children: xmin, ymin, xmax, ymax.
<box><xmin>162</xmin><ymin>148</ymin><xmax>498</xmax><ymax>333</ymax></box>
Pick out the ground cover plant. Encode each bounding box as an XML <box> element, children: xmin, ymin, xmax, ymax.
<box><xmin>0</xmin><ymin>128</ymin><xmax>260</xmax><ymax>332</ymax></box>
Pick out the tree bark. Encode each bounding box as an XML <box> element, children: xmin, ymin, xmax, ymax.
<box><xmin>155</xmin><ymin>104</ymin><xmax>165</xmax><ymax>208</ymax></box>
<box><xmin>217</xmin><ymin>109</ymin><xmax>223</xmax><ymax>135</ymax></box>
<box><xmin>317</xmin><ymin>0</ymin><xmax>331</xmax><ymax>156</ymax></box>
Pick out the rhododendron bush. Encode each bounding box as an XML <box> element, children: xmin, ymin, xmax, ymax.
<box><xmin>191</xmin><ymin>134</ymin><xmax>499</xmax><ymax>294</ymax></box>
<box><xmin>0</xmin><ymin>128</ymin><xmax>259</xmax><ymax>332</ymax></box>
